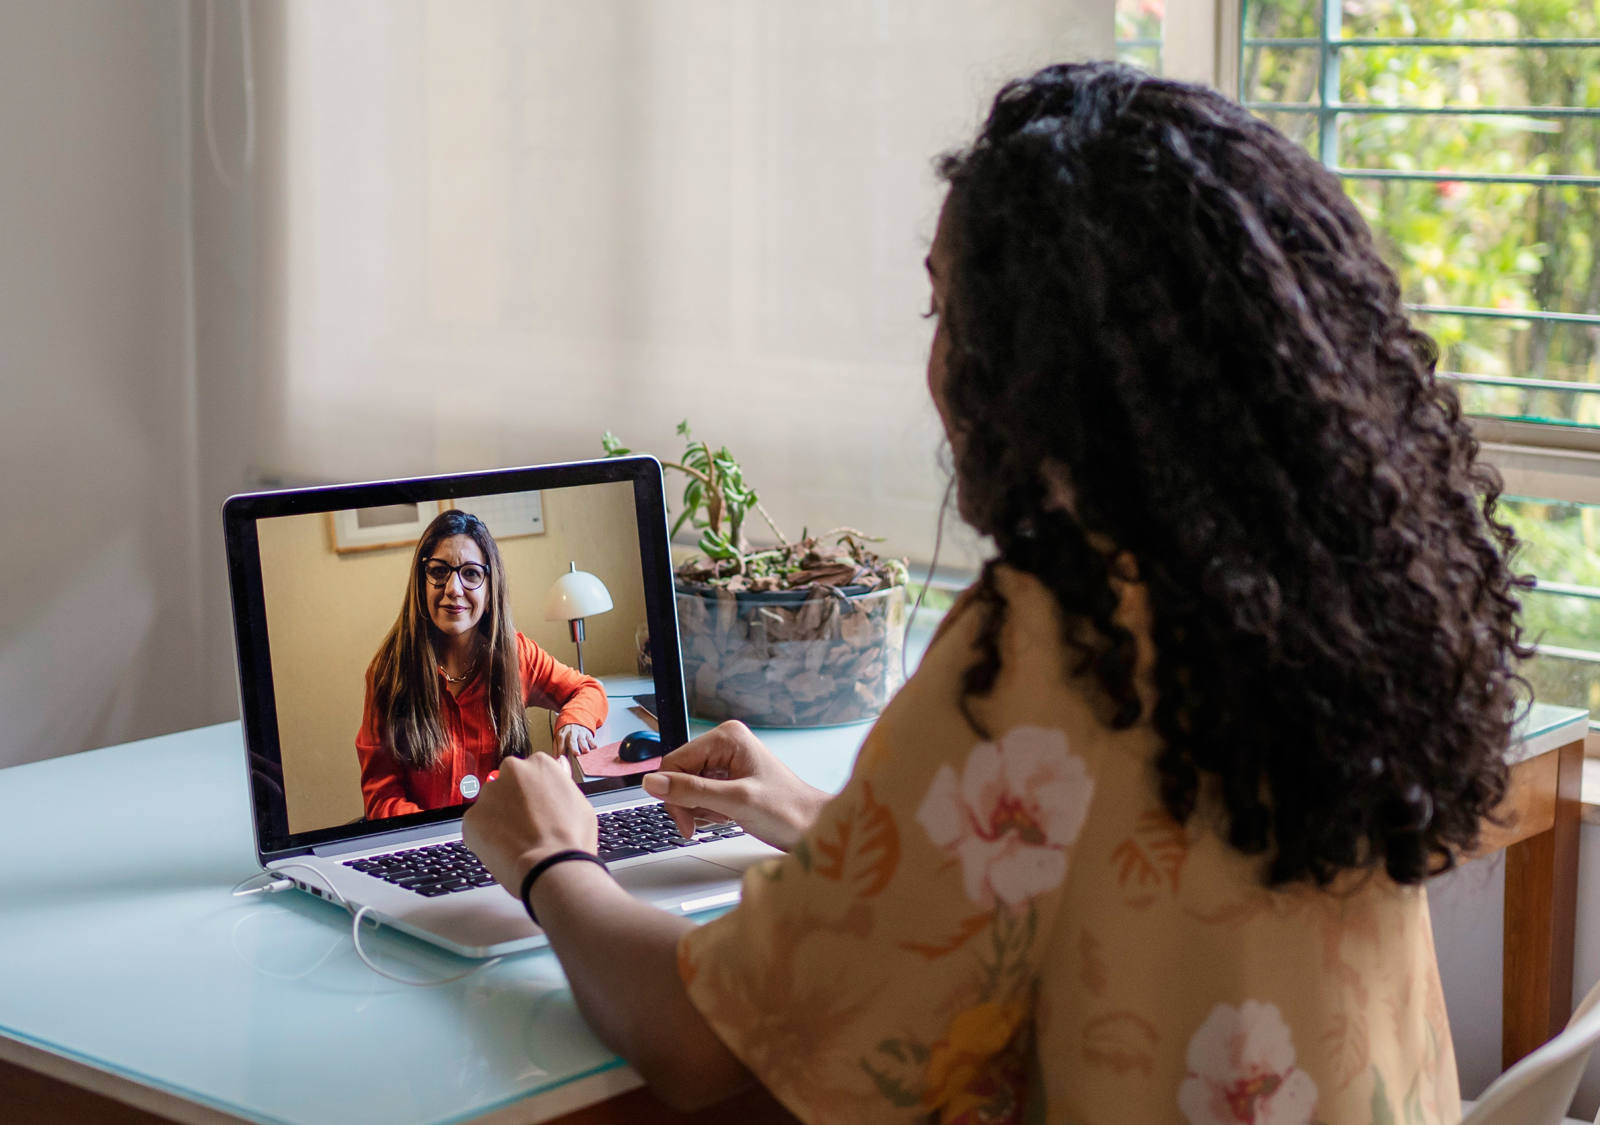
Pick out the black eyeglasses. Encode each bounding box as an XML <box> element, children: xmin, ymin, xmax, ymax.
<box><xmin>422</xmin><ymin>558</ymin><xmax>489</xmax><ymax>590</ymax></box>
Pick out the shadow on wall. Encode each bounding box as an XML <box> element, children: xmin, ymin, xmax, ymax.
<box><xmin>257</xmin><ymin>480</ymin><xmax>646</xmax><ymax>834</ymax></box>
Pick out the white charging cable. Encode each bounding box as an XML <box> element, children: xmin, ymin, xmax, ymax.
<box><xmin>232</xmin><ymin>865</ymin><xmax>504</xmax><ymax>986</ymax></box>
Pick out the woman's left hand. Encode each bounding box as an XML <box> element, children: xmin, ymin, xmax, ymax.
<box><xmin>463</xmin><ymin>753</ymin><xmax>599</xmax><ymax>891</ymax></box>
<box><xmin>553</xmin><ymin>723</ymin><xmax>597</xmax><ymax>758</ymax></box>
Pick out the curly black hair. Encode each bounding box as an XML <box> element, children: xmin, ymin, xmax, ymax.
<box><xmin>934</xmin><ymin>61</ymin><xmax>1531</xmax><ymax>888</ymax></box>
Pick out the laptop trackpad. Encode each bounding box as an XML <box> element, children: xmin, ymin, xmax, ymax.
<box><xmin>614</xmin><ymin>854</ymin><xmax>740</xmax><ymax>909</ymax></box>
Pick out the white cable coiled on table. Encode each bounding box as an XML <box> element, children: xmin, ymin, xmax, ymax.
<box><xmin>231</xmin><ymin>865</ymin><xmax>504</xmax><ymax>987</ymax></box>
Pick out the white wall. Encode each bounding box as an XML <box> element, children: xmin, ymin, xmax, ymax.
<box><xmin>0</xmin><ymin>0</ymin><xmax>231</xmax><ymax>768</ymax></box>
<box><xmin>254</xmin><ymin>0</ymin><xmax>1113</xmax><ymax>575</ymax></box>
<box><xmin>1429</xmin><ymin>854</ymin><xmax>1508</xmax><ymax>1101</ymax></box>
<box><xmin>0</xmin><ymin>0</ymin><xmax>1118</xmax><ymax>768</ymax></box>
<box><xmin>191</xmin><ymin>0</ymin><xmax>271</xmax><ymax>743</ymax></box>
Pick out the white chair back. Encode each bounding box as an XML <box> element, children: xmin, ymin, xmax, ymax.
<box><xmin>1461</xmin><ymin>976</ymin><xmax>1600</xmax><ymax>1125</ymax></box>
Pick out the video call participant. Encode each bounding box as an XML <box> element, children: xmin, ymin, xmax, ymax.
<box><xmin>356</xmin><ymin>509</ymin><xmax>607</xmax><ymax>820</ymax></box>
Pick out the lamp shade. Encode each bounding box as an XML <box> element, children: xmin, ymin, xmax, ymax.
<box><xmin>544</xmin><ymin>562</ymin><xmax>613</xmax><ymax>621</ymax></box>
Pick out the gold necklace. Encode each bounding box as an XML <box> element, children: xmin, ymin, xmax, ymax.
<box><xmin>438</xmin><ymin>660</ymin><xmax>477</xmax><ymax>684</ymax></box>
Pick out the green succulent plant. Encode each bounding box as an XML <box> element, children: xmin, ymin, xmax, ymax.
<box><xmin>602</xmin><ymin>420</ymin><xmax>786</xmax><ymax>565</ymax></box>
<box><xmin>601</xmin><ymin>421</ymin><xmax>905</xmax><ymax>593</ymax></box>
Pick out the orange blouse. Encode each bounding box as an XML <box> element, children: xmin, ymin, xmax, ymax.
<box><xmin>355</xmin><ymin>632</ymin><xmax>607</xmax><ymax>820</ymax></box>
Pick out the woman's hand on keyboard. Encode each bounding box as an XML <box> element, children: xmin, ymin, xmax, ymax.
<box><xmin>641</xmin><ymin>721</ymin><xmax>829</xmax><ymax>852</ymax></box>
<box><xmin>463</xmin><ymin>751</ymin><xmax>599</xmax><ymax>892</ymax></box>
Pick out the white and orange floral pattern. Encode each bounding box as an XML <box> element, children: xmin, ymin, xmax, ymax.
<box><xmin>1178</xmin><ymin>1002</ymin><xmax>1318</xmax><ymax>1125</ymax></box>
<box><xmin>678</xmin><ymin>567</ymin><xmax>1461</xmax><ymax>1124</ymax></box>
<box><xmin>916</xmin><ymin>725</ymin><xmax>1094</xmax><ymax>907</ymax></box>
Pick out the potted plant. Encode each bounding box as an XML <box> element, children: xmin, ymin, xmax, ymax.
<box><xmin>603</xmin><ymin>422</ymin><xmax>909</xmax><ymax>727</ymax></box>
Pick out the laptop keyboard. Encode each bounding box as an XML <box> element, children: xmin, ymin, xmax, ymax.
<box><xmin>344</xmin><ymin>804</ymin><xmax>745</xmax><ymax>897</ymax></box>
<box><xmin>597</xmin><ymin>802</ymin><xmax>745</xmax><ymax>859</ymax></box>
<box><xmin>344</xmin><ymin>841</ymin><xmax>497</xmax><ymax>897</ymax></box>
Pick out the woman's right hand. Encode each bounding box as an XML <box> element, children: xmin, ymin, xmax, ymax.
<box><xmin>641</xmin><ymin>721</ymin><xmax>830</xmax><ymax>853</ymax></box>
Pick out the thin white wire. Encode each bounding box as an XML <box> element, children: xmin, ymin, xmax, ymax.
<box><xmin>202</xmin><ymin>0</ymin><xmax>256</xmax><ymax>190</ymax></box>
<box><xmin>902</xmin><ymin>478</ymin><xmax>956</xmax><ymax>684</ymax></box>
<box><xmin>252</xmin><ymin>862</ymin><xmax>504</xmax><ymax>988</ymax></box>
<box><xmin>349</xmin><ymin>905</ymin><xmax>504</xmax><ymax>988</ymax></box>
<box><xmin>230</xmin><ymin>909</ymin><xmax>345</xmax><ymax>982</ymax></box>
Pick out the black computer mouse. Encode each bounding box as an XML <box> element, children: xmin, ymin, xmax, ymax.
<box><xmin>618</xmin><ymin>729</ymin><xmax>664</xmax><ymax>763</ymax></box>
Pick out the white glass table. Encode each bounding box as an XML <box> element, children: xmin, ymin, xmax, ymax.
<box><xmin>1</xmin><ymin>702</ymin><xmax>1586</xmax><ymax>1123</ymax></box>
<box><xmin>0</xmin><ymin>717</ymin><xmax>863</xmax><ymax>1125</ymax></box>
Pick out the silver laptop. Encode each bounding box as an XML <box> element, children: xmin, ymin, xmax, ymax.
<box><xmin>223</xmin><ymin>456</ymin><xmax>778</xmax><ymax>958</ymax></box>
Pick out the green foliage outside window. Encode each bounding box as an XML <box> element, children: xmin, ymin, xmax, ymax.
<box><xmin>1116</xmin><ymin>0</ymin><xmax>1165</xmax><ymax>72</ymax></box>
<box><xmin>1246</xmin><ymin>0</ymin><xmax>1600</xmax><ymax>711</ymax></box>
<box><xmin>1498</xmin><ymin>499</ymin><xmax>1600</xmax><ymax>724</ymax></box>
<box><xmin>1244</xmin><ymin>0</ymin><xmax>1600</xmax><ymax>422</ymax></box>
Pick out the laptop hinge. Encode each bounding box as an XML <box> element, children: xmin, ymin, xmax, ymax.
<box><xmin>309</xmin><ymin>821</ymin><xmax>456</xmax><ymax>858</ymax></box>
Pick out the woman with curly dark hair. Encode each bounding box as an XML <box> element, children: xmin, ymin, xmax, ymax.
<box><xmin>464</xmin><ymin>62</ymin><xmax>1527</xmax><ymax>1122</ymax></box>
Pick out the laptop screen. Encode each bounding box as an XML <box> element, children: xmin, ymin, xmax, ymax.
<box><xmin>223</xmin><ymin>457</ymin><xmax>687</xmax><ymax>858</ymax></box>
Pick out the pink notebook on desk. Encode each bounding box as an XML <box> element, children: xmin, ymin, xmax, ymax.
<box><xmin>581</xmin><ymin>741</ymin><xmax>660</xmax><ymax>778</ymax></box>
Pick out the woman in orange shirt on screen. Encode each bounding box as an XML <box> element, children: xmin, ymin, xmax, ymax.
<box><xmin>355</xmin><ymin>509</ymin><xmax>607</xmax><ymax>820</ymax></box>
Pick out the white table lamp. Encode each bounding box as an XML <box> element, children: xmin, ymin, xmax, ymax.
<box><xmin>544</xmin><ymin>562</ymin><xmax>613</xmax><ymax>673</ymax></box>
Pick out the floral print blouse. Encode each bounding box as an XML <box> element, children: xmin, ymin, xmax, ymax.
<box><xmin>677</xmin><ymin>566</ymin><xmax>1460</xmax><ymax>1124</ymax></box>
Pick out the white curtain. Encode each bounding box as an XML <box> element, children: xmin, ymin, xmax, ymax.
<box><xmin>254</xmin><ymin>0</ymin><xmax>1113</xmax><ymax>569</ymax></box>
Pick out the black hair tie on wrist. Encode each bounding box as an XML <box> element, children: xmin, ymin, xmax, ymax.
<box><xmin>519</xmin><ymin>849</ymin><xmax>608</xmax><ymax>926</ymax></box>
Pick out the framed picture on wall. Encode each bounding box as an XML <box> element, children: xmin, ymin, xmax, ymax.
<box><xmin>328</xmin><ymin>501</ymin><xmax>441</xmax><ymax>554</ymax></box>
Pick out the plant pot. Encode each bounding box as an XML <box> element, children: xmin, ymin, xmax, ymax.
<box><xmin>673</xmin><ymin>581</ymin><xmax>907</xmax><ymax>727</ymax></box>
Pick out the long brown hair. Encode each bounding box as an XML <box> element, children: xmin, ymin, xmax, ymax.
<box><xmin>370</xmin><ymin>509</ymin><xmax>530</xmax><ymax>770</ymax></box>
